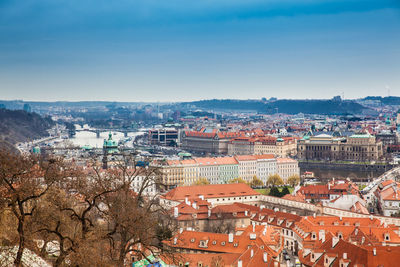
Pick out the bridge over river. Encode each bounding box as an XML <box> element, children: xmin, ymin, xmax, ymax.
<box><xmin>74</xmin><ymin>128</ymin><xmax>141</xmax><ymax>138</ymax></box>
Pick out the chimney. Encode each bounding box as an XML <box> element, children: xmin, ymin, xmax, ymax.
<box><xmin>319</xmin><ymin>230</ymin><xmax>325</xmax><ymax>242</ymax></box>
<box><xmin>313</xmin><ymin>213</ymin><xmax>316</xmax><ymax>218</ymax></box>
<box><xmin>199</xmin><ymin>195</ymin><xmax>204</xmax><ymax>200</ymax></box>
<box><xmin>263</xmin><ymin>252</ymin><xmax>268</xmax><ymax>263</ymax></box>
<box><xmin>260</xmin><ymin>205</ymin><xmax>265</xmax><ymax>211</ymax></box>
<box><xmin>252</xmin><ymin>222</ymin><xmax>255</xmax><ymax>232</ymax></box>
<box><xmin>174</xmin><ymin>207</ymin><xmax>179</xmax><ymax>218</ymax></box>
<box><xmin>185</xmin><ymin>197</ymin><xmax>188</xmax><ymax>205</ymax></box>
<box><xmin>361</xmin><ymin>236</ymin><xmax>365</xmax><ymax>244</ymax></box>
<box><xmin>339</xmin><ymin>216</ymin><xmax>342</xmax><ymax>221</ymax></box>
<box><xmin>229</xmin><ymin>233</ymin><xmax>234</xmax><ymax>243</ymax></box>
<box><xmin>251</xmin><ymin>249</ymin><xmax>254</xmax><ymax>258</ymax></box>
<box><xmin>373</xmin><ymin>248</ymin><xmax>376</xmax><ymax>256</ymax></box>
<box><xmin>237</xmin><ymin>260</ymin><xmax>242</xmax><ymax>267</ymax></box>
<box><xmin>245</xmin><ymin>210</ymin><xmax>248</xmax><ymax>216</ymax></box>
<box><xmin>192</xmin><ymin>202</ymin><xmax>197</xmax><ymax>209</ymax></box>
<box><xmin>173</xmin><ymin>237</ymin><xmax>177</xmax><ymax>245</ymax></box>
<box><xmin>343</xmin><ymin>253</ymin><xmax>347</xmax><ymax>259</ymax></box>
<box><xmin>179</xmin><ymin>228</ymin><xmax>183</xmax><ymax>234</ymax></box>
<box><xmin>332</xmin><ymin>236</ymin><xmax>339</xmax><ymax>248</ymax></box>
<box><xmin>208</xmin><ymin>209</ymin><xmax>211</xmax><ymax>217</ymax></box>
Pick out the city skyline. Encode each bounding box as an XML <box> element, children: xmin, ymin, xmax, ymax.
<box><xmin>1</xmin><ymin>0</ymin><xmax>399</xmax><ymax>102</ymax></box>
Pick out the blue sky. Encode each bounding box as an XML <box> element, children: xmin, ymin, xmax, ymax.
<box><xmin>0</xmin><ymin>0</ymin><xmax>399</xmax><ymax>101</ymax></box>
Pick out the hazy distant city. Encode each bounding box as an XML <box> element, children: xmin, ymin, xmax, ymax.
<box><xmin>1</xmin><ymin>0</ymin><xmax>400</xmax><ymax>266</ymax></box>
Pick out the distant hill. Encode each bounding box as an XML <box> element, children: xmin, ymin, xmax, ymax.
<box><xmin>185</xmin><ymin>99</ymin><xmax>369</xmax><ymax>115</ymax></box>
<box><xmin>363</xmin><ymin>96</ymin><xmax>400</xmax><ymax>105</ymax></box>
<box><xmin>0</xmin><ymin>109</ymin><xmax>55</xmax><ymax>149</ymax></box>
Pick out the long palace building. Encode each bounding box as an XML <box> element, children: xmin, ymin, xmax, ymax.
<box><xmin>158</xmin><ymin>154</ymin><xmax>299</xmax><ymax>188</ymax></box>
<box><xmin>297</xmin><ymin>132</ymin><xmax>383</xmax><ymax>162</ymax></box>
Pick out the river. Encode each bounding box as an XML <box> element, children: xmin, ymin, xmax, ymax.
<box><xmin>69</xmin><ymin>124</ymin><xmax>144</xmax><ymax>148</ymax></box>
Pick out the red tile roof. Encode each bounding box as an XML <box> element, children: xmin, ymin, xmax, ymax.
<box><xmin>162</xmin><ymin>183</ymin><xmax>260</xmax><ymax>201</ymax></box>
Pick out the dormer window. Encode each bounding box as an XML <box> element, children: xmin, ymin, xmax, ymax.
<box><xmin>212</xmin><ymin>240</ymin><xmax>217</xmax><ymax>245</ymax></box>
<box><xmin>233</xmin><ymin>212</ymin><xmax>237</xmax><ymax>217</ymax></box>
<box><xmin>199</xmin><ymin>240</ymin><xmax>208</xmax><ymax>248</ymax></box>
<box><xmin>191</xmin><ymin>238</ymin><xmax>195</xmax><ymax>243</ymax></box>
<box><xmin>385</xmin><ymin>233</ymin><xmax>390</xmax><ymax>241</ymax></box>
<box><xmin>221</xmin><ymin>241</ymin><xmax>226</xmax><ymax>246</ymax></box>
<box><xmin>312</xmin><ymin>232</ymin><xmax>317</xmax><ymax>240</ymax></box>
<box><xmin>338</xmin><ymin>233</ymin><xmax>343</xmax><ymax>239</ymax></box>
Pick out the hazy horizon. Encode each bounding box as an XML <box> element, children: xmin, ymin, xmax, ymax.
<box><xmin>0</xmin><ymin>95</ymin><xmax>396</xmax><ymax>104</ymax></box>
<box><xmin>1</xmin><ymin>0</ymin><xmax>399</xmax><ymax>102</ymax></box>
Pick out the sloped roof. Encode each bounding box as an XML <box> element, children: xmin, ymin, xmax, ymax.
<box><xmin>162</xmin><ymin>183</ymin><xmax>260</xmax><ymax>201</ymax></box>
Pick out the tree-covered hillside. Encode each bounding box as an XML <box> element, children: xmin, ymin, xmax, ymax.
<box><xmin>185</xmin><ymin>99</ymin><xmax>368</xmax><ymax>115</ymax></box>
<box><xmin>0</xmin><ymin>109</ymin><xmax>54</xmax><ymax>148</ymax></box>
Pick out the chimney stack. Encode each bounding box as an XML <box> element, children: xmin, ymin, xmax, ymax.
<box><xmin>332</xmin><ymin>236</ymin><xmax>339</xmax><ymax>248</ymax></box>
<box><xmin>237</xmin><ymin>260</ymin><xmax>242</xmax><ymax>267</ymax></box>
<box><xmin>263</xmin><ymin>252</ymin><xmax>268</xmax><ymax>263</ymax></box>
<box><xmin>174</xmin><ymin>207</ymin><xmax>179</xmax><ymax>218</ymax></box>
<box><xmin>319</xmin><ymin>230</ymin><xmax>325</xmax><ymax>243</ymax></box>
<box><xmin>229</xmin><ymin>233</ymin><xmax>234</xmax><ymax>243</ymax></box>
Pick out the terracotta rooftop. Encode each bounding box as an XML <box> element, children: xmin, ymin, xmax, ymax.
<box><xmin>162</xmin><ymin>183</ymin><xmax>260</xmax><ymax>201</ymax></box>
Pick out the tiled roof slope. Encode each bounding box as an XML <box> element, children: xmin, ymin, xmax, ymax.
<box><xmin>162</xmin><ymin>183</ymin><xmax>260</xmax><ymax>201</ymax></box>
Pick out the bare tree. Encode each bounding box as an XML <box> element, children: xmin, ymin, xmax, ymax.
<box><xmin>0</xmin><ymin>152</ymin><xmax>177</xmax><ymax>267</ymax></box>
<box><xmin>204</xmin><ymin>213</ymin><xmax>236</xmax><ymax>234</ymax></box>
<box><xmin>99</xmin><ymin>155</ymin><xmax>177</xmax><ymax>267</ymax></box>
<box><xmin>267</xmin><ymin>174</ymin><xmax>284</xmax><ymax>187</ymax></box>
<box><xmin>0</xmin><ymin>149</ymin><xmax>68</xmax><ymax>266</ymax></box>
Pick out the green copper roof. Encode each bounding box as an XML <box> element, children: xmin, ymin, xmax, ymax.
<box><xmin>178</xmin><ymin>152</ymin><xmax>192</xmax><ymax>157</ymax></box>
<box><xmin>82</xmin><ymin>144</ymin><xmax>93</xmax><ymax>150</ymax></box>
<box><xmin>103</xmin><ymin>132</ymin><xmax>118</xmax><ymax>148</ymax></box>
<box><xmin>349</xmin><ymin>133</ymin><xmax>372</xmax><ymax>138</ymax></box>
